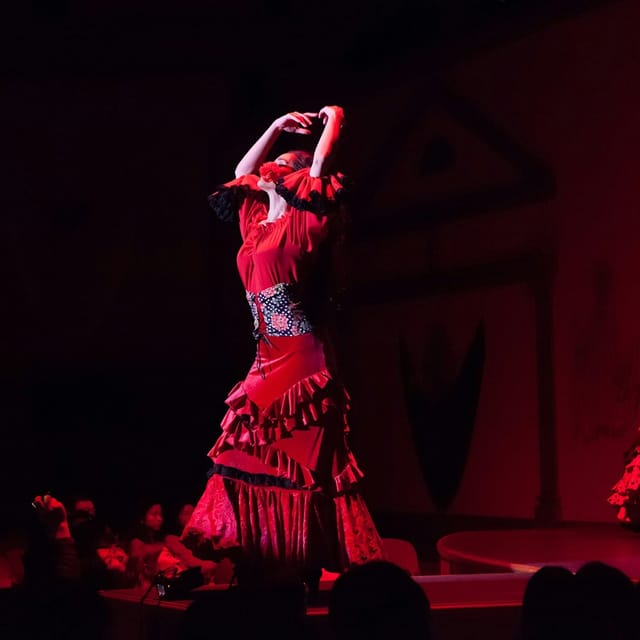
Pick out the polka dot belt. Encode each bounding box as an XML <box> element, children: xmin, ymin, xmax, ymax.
<box><xmin>246</xmin><ymin>283</ymin><xmax>314</xmax><ymax>338</ymax></box>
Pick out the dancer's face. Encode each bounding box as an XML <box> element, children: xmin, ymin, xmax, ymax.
<box><xmin>257</xmin><ymin>154</ymin><xmax>296</xmax><ymax>190</ymax></box>
<box><xmin>275</xmin><ymin>153</ymin><xmax>297</xmax><ymax>169</ymax></box>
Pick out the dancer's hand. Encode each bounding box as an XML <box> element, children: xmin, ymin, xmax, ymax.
<box><xmin>318</xmin><ymin>105</ymin><xmax>344</xmax><ymax>126</ymax></box>
<box><xmin>273</xmin><ymin>112</ymin><xmax>317</xmax><ymax>134</ymax></box>
<box><xmin>235</xmin><ymin>111</ymin><xmax>317</xmax><ymax>177</ymax></box>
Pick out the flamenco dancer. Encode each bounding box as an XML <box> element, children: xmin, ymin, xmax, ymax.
<box><xmin>608</xmin><ymin>438</ymin><xmax>640</xmax><ymax>527</ymax></box>
<box><xmin>182</xmin><ymin>106</ymin><xmax>384</xmax><ymax>584</ymax></box>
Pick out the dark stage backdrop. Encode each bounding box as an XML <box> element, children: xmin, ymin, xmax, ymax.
<box><xmin>2</xmin><ymin>0</ymin><xmax>640</xmax><ymax>531</ymax></box>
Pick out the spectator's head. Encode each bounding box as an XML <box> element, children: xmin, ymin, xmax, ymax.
<box><xmin>68</xmin><ymin>496</ymin><xmax>98</xmax><ymax>545</ymax></box>
<box><xmin>179</xmin><ymin>571</ymin><xmax>306</xmax><ymax>640</ymax></box>
<box><xmin>72</xmin><ymin>497</ymin><xmax>96</xmax><ymax>520</ymax></box>
<box><xmin>329</xmin><ymin>561</ymin><xmax>430</xmax><ymax>640</ymax></box>
<box><xmin>521</xmin><ymin>566</ymin><xmax>578</xmax><ymax>640</ymax></box>
<box><xmin>130</xmin><ymin>500</ymin><xmax>165</xmax><ymax>543</ymax></box>
<box><xmin>143</xmin><ymin>503</ymin><xmax>163</xmax><ymax>533</ymax></box>
<box><xmin>575</xmin><ymin>561</ymin><xmax>635</xmax><ymax>640</ymax></box>
<box><xmin>178</xmin><ymin>503</ymin><xmax>194</xmax><ymax>528</ymax></box>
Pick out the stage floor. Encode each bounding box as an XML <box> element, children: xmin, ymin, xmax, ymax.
<box><xmin>437</xmin><ymin>524</ymin><xmax>640</xmax><ymax>578</ymax></box>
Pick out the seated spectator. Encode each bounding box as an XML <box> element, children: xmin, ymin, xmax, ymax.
<box><xmin>126</xmin><ymin>501</ymin><xmax>166</xmax><ymax>588</ymax></box>
<box><xmin>23</xmin><ymin>495</ymin><xmax>82</xmax><ymax>587</ymax></box>
<box><xmin>521</xmin><ymin>566</ymin><xmax>578</xmax><ymax>640</ymax></box>
<box><xmin>172</xmin><ymin>503</ymin><xmax>194</xmax><ymax>536</ymax></box>
<box><xmin>329</xmin><ymin>561</ymin><xmax>430</xmax><ymax>640</ymax></box>
<box><xmin>16</xmin><ymin>494</ymin><xmax>110</xmax><ymax>639</ymax></box>
<box><xmin>67</xmin><ymin>495</ymin><xmax>130</xmax><ymax>589</ymax></box>
<box><xmin>178</xmin><ymin>568</ymin><xmax>306</xmax><ymax>640</ymax></box>
<box><xmin>70</xmin><ymin>496</ymin><xmax>97</xmax><ymax>520</ymax></box>
<box><xmin>575</xmin><ymin>561</ymin><xmax>636</xmax><ymax>640</ymax></box>
<box><xmin>127</xmin><ymin>501</ymin><xmax>217</xmax><ymax>588</ymax></box>
<box><xmin>161</xmin><ymin>502</ymin><xmax>216</xmax><ymax>583</ymax></box>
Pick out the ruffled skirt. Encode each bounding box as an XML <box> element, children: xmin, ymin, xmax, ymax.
<box><xmin>608</xmin><ymin>446</ymin><xmax>640</xmax><ymax>524</ymax></box>
<box><xmin>183</xmin><ymin>334</ymin><xmax>383</xmax><ymax>571</ymax></box>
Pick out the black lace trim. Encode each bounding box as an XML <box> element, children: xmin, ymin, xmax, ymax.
<box><xmin>207</xmin><ymin>185</ymin><xmax>252</xmax><ymax>223</ymax></box>
<box><xmin>275</xmin><ymin>178</ymin><xmax>350</xmax><ymax>216</ymax></box>
<box><xmin>207</xmin><ymin>463</ymin><xmax>303</xmax><ymax>490</ymax></box>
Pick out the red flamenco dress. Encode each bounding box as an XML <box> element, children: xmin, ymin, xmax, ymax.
<box><xmin>182</xmin><ymin>168</ymin><xmax>384</xmax><ymax>571</ymax></box>
<box><xmin>608</xmin><ymin>440</ymin><xmax>640</xmax><ymax>526</ymax></box>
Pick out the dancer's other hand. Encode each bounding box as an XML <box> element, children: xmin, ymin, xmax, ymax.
<box><xmin>273</xmin><ymin>111</ymin><xmax>317</xmax><ymax>134</ymax></box>
<box><xmin>318</xmin><ymin>105</ymin><xmax>344</xmax><ymax>126</ymax></box>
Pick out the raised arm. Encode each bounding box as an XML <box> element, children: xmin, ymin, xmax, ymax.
<box><xmin>310</xmin><ymin>105</ymin><xmax>345</xmax><ymax>178</ymax></box>
<box><xmin>234</xmin><ymin>112</ymin><xmax>315</xmax><ymax>178</ymax></box>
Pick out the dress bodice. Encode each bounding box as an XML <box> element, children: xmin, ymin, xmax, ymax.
<box><xmin>208</xmin><ymin>168</ymin><xmax>348</xmax><ymax>295</ymax></box>
<box><xmin>236</xmin><ymin>194</ymin><xmax>331</xmax><ymax>293</ymax></box>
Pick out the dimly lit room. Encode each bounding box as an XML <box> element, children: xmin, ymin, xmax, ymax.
<box><xmin>2</xmin><ymin>0</ymin><xmax>640</xmax><ymax>638</ymax></box>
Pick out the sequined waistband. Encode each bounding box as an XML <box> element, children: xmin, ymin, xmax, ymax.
<box><xmin>246</xmin><ymin>283</ymin><xmax>314</xmax><ymax>338</ymax></box>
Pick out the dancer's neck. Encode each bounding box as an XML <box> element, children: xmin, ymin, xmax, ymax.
<box><xmin>265</xmin><ymin>191</ymin><xmax>287</xmax><ymax>222</ymax></box>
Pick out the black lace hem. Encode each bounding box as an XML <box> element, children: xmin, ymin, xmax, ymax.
<box><xmin>207</xmin><ymin>463</ymin><xmax>304</xmax><ymax>490</ymax></box>
<box><xmin>275</xmin><ymin>180</ymin><xmax>349</xmax><ymax>216</ymax></box>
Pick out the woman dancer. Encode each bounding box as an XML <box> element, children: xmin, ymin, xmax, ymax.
<box><xmin>182</xmin><ymin>106</ymin><xmax>383</xmax><ymax>580</ymax></box>
<box><xmin>608</xmin><ymin>439</ymin><xmax>640</xmax><ymax>527</ymax></box>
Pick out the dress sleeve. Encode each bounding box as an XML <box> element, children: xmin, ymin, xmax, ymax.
<box><xmin>207</xmin><ymin>173</ymin><xmax>264</xmax><ymax>224</ymax></box>
<box><xmin>275</xmin><ymin>168</ymin><xmax>349</xmax><ymax>216</ymax></box>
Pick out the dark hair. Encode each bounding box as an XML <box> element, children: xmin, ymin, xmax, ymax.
<box><xmin>128</xmin><ymin>500</ymin><xmax>164</xmax><ymax>543</ymax></box>
<box><xmin>575</xmin><ymin>561</ymin><xmax>636</xmax><ymax>639</ymax></box>
<box><xmin>329</xmin><ymin>561</ymin><xmax>430</xmax><ymax>640</ymax></box>
<box><xmin>522</xmin><ymin>566</ymin><xmax>578</xmax><ymax>640</ymax></box>
<box><xmin>287</xmin><ymin>149</ymin><xmax>312</xmax><ymax>171</ymax></box>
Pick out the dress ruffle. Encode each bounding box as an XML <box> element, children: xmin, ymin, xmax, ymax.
<box><xmin>207</xmin><ymin>174</ymin><xmax>263</xmax><ymax>223</ymax></box>
<box><xmin>275</xmin><ymin>168</ymin><xmax>349</xmax><ymax>215</ymax></box>
<box><xmin>609</xmin><ymin>448</ymin><xmax>640</xmax><ymax>507</ymax></box>
<box><xmin>209</xmin><ymin>369</ymin><xmax>364</xmax><ymax>494</ymax></box>
<box><xmin>182</xmin><ymin>473</ymin><xmax>384</xmax><ymax>571</ymax></box>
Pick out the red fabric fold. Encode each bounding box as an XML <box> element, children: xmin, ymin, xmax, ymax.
<box><xmin>209</xmin><ymin>369</ymin><xmax>363</xmax><ymax>493</ymax></box>
<box><xmin>182</xmin><ymin>474</ymin><xmax>383</xmax><ymax>571</ymax></box>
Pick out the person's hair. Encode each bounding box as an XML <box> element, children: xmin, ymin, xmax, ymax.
<box><xmin>179</xmin><ymin>571</ymin><xmax>306</xmax><ymax>640</ymax></box>
<box><xmin>129</xmin><ymin>500</ymin><xmax>164</xmax><ymax>543</ymax></box>
<box><xmin>522</xmin><ymin>566</ymin><xmax>578</xmax><ymax>640</ymax></box>
<box><xmin>287</xmin><ymin>150</ymin><xmax>312</xmax><ymax>171</ymax></box>
<box><xmin>329</xmin><ymin>561</ymin><xmax>430</xmax><ymax>640</ymax></box>
<box><xmin>67</xmin><ymin>494</ymin><xmax>94</xmax><ymax>513</ymax></box>
<box><xmin>575</xmin><ymin>561</ymin><xmax>636</xmax><ymax>640</ymax></box>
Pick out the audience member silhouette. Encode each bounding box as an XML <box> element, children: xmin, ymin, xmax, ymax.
<box><xmin>17</xmin><ymin>495</ymin><xmax>640</xmax><ymax>640</ymax></box>
<box><xmin>575</xmin><ymin>561</ymin><xmax>636</xmax><ymax>640</ymax></box>
<box><xmin>329</xmin><ymin>560</ymin><xmax>430</xmax><ymax>640</ymax></box>
<box><xmin>521</xmin><ymin>566</ymin><xmax>578</xmax><ymax>640</ymax></box>
<box><xmin>167</xmin><ymin>502</ymin><xmax>194</xmax><ymax>536</ymax></box>
<box><xmin>6</xmin><ymin>494</ymin><xmax>110</xmax><ymax>640</ymax></box>
<box><xmin>67</xmin><ymin>495</ymin><xmax>130</xmax><ymax>589</ymax></box>
<box><xmin>178</xmin><ymin>566</ymin><xmax>307</xmax><ymax>640</ymax></box>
